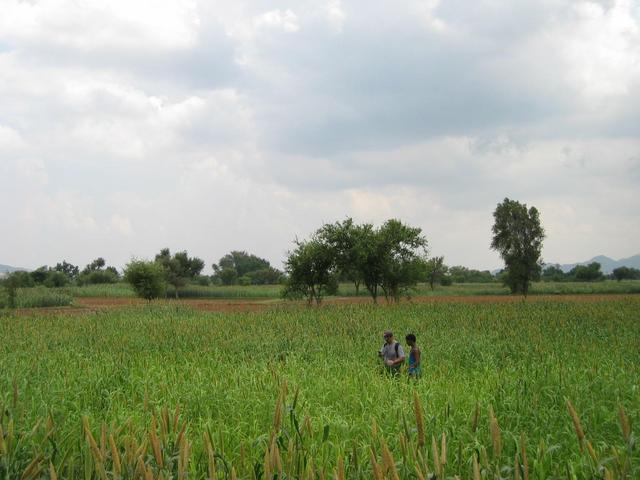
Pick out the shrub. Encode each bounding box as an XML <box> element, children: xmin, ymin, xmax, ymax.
<box><xmin>124</xmin><ymin>260</ymin><xmax>166</xmax><ymax>302</ymax></box>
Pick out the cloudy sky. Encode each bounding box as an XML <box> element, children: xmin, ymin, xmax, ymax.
<box><xmin>1</xmin><ymin>0</ymin><xmax>639</xmax><ymax>272</ymax></box>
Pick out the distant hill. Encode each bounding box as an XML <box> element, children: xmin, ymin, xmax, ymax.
<box><xmin>0</xmin><ymin>264</ymin><xmax>29</xmax><ymax>274</ymax></box>
<box><xmin>547</xmin><ymin>254</ymin><xmax>640</xmax><ymax>274</ymax></box>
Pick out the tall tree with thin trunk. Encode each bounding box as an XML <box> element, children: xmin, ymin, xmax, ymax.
<box><xmin>491</xmin><ymin>198</ymin><xmax>545</xmax><ymax>296</ymax></box>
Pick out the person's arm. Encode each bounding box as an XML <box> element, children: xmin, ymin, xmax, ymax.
<box><xmin>393</xmin><ymin>354</ymin><xmax>406</xmax><ymax>365</ymax></box>
<box><xmin>413</xmin><ymin>348</ymin><xmax>421</xmax><ymax>367</ymax></box>
<box><xmin>389</xmin><ymin>344</ymin><xmax>405</xmax><ymax>365</ymax></box>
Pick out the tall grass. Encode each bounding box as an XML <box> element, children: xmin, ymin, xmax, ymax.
<box><xmin>0</xmin><ymin>298</ymin><xmax>638</xmax><ymax>477</ymax></box>
<box><xmin>13</xmin><ymin>287</ymin><xmax>73</xmax><ymax>308</ymax></box>
<box><xmin>49</xmin><ymin>279</ymin><xmax>640</xmax><ymax>301</ymax></box>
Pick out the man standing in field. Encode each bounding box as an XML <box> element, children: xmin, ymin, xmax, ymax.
<box><xmin>378</xmin><ymin>330</ymin><xmax>405</xmax><ymax>376</ymax></box>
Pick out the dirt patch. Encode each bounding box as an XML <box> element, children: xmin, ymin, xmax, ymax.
<box><xmin>10</xmin><ymin>293</ymin><xmax>638</xmax><ymax>316</ymax></box>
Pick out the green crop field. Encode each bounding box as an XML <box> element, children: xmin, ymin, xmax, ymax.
<box><xmin>48</xmin><ymin>279</ymin><xmax>640</xmax><ymax>301</ymax></box>
<box><xmin>0</xmin><ymin>298</ymin><xmax>638</xmax><ymax>479</ymax></box>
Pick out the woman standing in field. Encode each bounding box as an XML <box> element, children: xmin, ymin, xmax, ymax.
<box><xmin>405</xmin><ymin>333</ymin><xmax>421</xmax><ymax>378</ymax></box>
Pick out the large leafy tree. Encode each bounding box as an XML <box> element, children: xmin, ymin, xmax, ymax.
<box><xmin>283</xmin><ymin>238</ymin><xmax>338</xmax><ymax>305</ymax></box>
<box><xmin>212</xmin><ymin>251</ymin><xmax>280</xmax><ymax>285</ymax></box>
<box><xmin>375</xmin><ymin>219</ymin><xmax>428</xmax><ymax>302</ymax></box>
<box><xmin>155</xmin><ymin>248</ymin><xmax>205</xmax><ymax>298</ymax></box>
<box><xmin>358</xmin><ymin>219</ymin><xmax>427</xmax><ymax>303</ymax></box>
<box><xmin>316</xmin><ymin>218</ymin><xmax>369</xmax><ymax>295</ymax></box>
<box><xmin>491</xmin><ymin>198</ymin><xmax>545</xmax><ymax>296</ymax></box>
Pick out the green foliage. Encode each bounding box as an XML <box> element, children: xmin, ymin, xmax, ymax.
<box><xmin>569</xmin><ymin>262</ymin><xmax>605</xmax><ymax>282</ymax></box>
<box><xmin>212</xmin><ymin>251</ymin><xmax>282</xmax><ymax>285</ymax></box>
<box><xmin>78</xmin><ymin>257</ymin><xmax>120</xmax><ymax>285</ymax></box>
<box><xmin>43</xmin><ymin>270</ymin><xmax>70</xmax><ymax>287</ymax></box>
<box><xmin>283</xmin><ymin>238</ymin><xmax>338</xmax><ymax>305</ymax></box>
<box><xmin>155</xmin><ymin>248</ymin><xmax>204</xmax><ymax>298</ymax></box>
<box><xmin>1</xmin><ymin>299</ymin><xmax>638</xmax><ymax>478</ymax></box>
<box><xmin>123</xmin><ymin>260</ymin><xmax>166</xmax><ymax>302</ymax></box>
<box><xmin>425</xmin><ymin>256</ymin><xmax>448</xmax><ymax>289</ymax></box>
<box><xmin>78</xmin><ymin>269</ymin><xmax>119</xmax><ymax>285</ymax></box>
<box><xmin>317</xmin><ymin>218</ymin><xmax>368</xmax><ymax>295</ymax></box>
<box><xmin>30</xmin><ymin>266</ymin><xmax>49</xmax><ymax>284</ymax></box>
<box><xmin>5</xmin><ymin>271</ymin><xmax>35</xmax><ymax>288</ymax></box>
<box><xmin>14</xmin><ymin>287</ymin><xmax>73</xmax><ymax>307</ymax></box>
<box><xmin>446</xmin><ymin>265</ymin><xmax>495</xmax><ymax>283</ymax></box>
<box><xmin>613</xmin><ymin>266</ymin><xmax>640</xmax><ymax>281</ymax></box>
<box><xmin>54</xmin><ymin>260</ymin><xmax>79</xmax><ymax>280</ymax></box>
<box><xmin>216</xmin><ymin>266</ymin><xmax>238</xmax><ymax>285</ymax></box>
<box><xmin>491</xmin><ymin>198</ymin><xmax>545</xmax><ymax>296</ymax></box>
<box><xmin>246</xmin><ymin>267</ymin><xmax>284</xmax><ymax>285</ymax></box>
<box><xmin>362</xmin><ymin>219</ymin><xmax>428</xmax><ymax>302</ymax></box>
<box><xmin>57</xmin><ymin>282</ymin><xmax>136</xmax><ymax>297</ymax></box>
<box><xmin>542</xmin><ymin>264</ymin><xmax>566</xmax><ymax>282</ymax></box>
<box><xmin>2</xmin><ymin>273</ymin><xmax>19</xmax><ymax>308</ymax></box>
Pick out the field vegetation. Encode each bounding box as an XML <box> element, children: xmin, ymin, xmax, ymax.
<box><xmin>35</xmin><ymin>279</ymin><xmax>640</xmax><ymax>303</ymax></box>
<box><xmin>0</xmin><ymin>298</ymin><xmax>638</xmax><ymax>478</ymax></box>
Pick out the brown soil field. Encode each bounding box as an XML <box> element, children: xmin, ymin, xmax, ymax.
<box><xmin>12</xmin><ymin>293</ymin><xmax>638</xmax><ymax>316</ymax></box>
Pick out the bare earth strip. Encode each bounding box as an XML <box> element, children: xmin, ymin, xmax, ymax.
<box><xmin>13</xmin><ymin>293</ymin><xmax>639</xmax><ymax>316</ymax></box>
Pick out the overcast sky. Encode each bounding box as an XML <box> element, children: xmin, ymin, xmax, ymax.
<box><xmin>1</xmin><ymin>0</ymin><xmax>639</xmax><ymax>272</ymax></box>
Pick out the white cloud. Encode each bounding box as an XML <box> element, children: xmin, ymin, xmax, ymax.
<box><xmin>1</xmin><ymin>0</ymin><xmax>639</xmax><ymax>271</ymax></box>
<box><xmin>326</xmin><ymin>0</ymin><xmax>346</xmax><ymax>32</ymax></box>
<box><xmin>0</xmin><ymin>124</ymin><xmax>25</xmax><ymax>152</ymax></box>
<box><xmin>0</xmin><ymin>0</ymin><xmax>199</xmax><ymax>51</ymax></box>
<box><xmin>110</xmin><ymin>214</ymin><xmax>133</xmax><ymax>236</ymax></box>
<box><xmin>254</xmin><ymin>10</ymin><xmax>300</xmax><ymax>33</ymax></box>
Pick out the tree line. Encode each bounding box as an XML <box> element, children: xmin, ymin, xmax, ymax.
<box><xmin>3</xmin><ymin>198</ymin><xmax>638</xmax><ymax>305</ymax></box>
<box><xmin>0</xmin><ymin>249</ymin><xmax>285</xmax><ymax>304</ymax></box>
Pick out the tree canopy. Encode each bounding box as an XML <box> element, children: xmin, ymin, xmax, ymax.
<box><xmin>155</xmin><ymin>248</ymin><xmax>204</xmax><ymax>298</ymax></box>
<box><xmin>283</xmin><ymin>218</ymin><xmax>428</xmax><ymax>304</ymax></box>
<box><xmin>212</xmin><ymin>251</ymin><xmax>282</xmax><ymax>285</ymax></box>
<box><xmin>282</xmin><ymin>238</ymin><xmax>338</xmax><ymax>305</ymax></box>
<box><xmin>491</xmin><ymin>198</ymin><xmax>545</xmax><ymax>296</ymax></box>
<box><xmin>124</xmin><ymin>260</ymin><xmax>166</xmax><ymax>302</ymax></box>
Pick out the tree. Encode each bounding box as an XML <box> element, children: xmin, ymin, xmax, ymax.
<box><xmin>612</xmin><ymin>266</ymin><xmax>640</xmax><ymax>281</ymax></box>
<box><xmin>2</xmin><ymin>273</ymin><xmax>22</xmax><ymax>308</ymax></box>
<box><xmin>30</xmin><ymin>266</ymin><xmax>50</xmax><ymax>285</ymax></box>
<box><xmin>247</xmin><ymin>267</ymin><xmax>284</xmax><ymax>285</ymax></box>
<box><xmin>124</xmin><ymin>260</ymin><xmax>166</xmax><ymax>302</ymax></box>
<box><xmin>375</xmin><ymin>219</ymin><xmax>428</xmax><ymax>302</ymax></box>
<box><xmin>283</xmin><ymin>238</ymin><xmax>338</xmax><ymax>305</ymax></box>
<box><xmin>425</xmin><ymin>256</ymin><xmax>448</xmax><ymax>290</ymax></box>
<box><xmin>212</xmin><ymin>251</ymin><xmax>282</xmax><ymax>285</ymax></box>
<box><xmin>542</xmin><ymin>264</ymin><xmax>566</xmax><ymax>282</ymax></box>
<box><xmin>78</xmin><ymin>258</ymin><xmax>119</xmax><ymax>285</ymax></box>
<box><xmin>446</xmin><ymin>266</ymin><xmax>495</xmax><ymax>283</ymax></box>
<box><xmin>5</xmin><ymin>271</ymin><xmax>35</xmax><ymax>288</ymax></box>
<box><xmin>54</xmin><ymin>261</ymin><xmax>79</xmax><ymax>280</ymax></box>
<box><xmin>44</xmin><ymin>271</ymin><xmax>70</xmax><ymax>287</ymax></box>
<box><xmin>317</xmin><ymin>218</ymin><xmax>369</xmax><ymax>295</ymax></box>
<box><xmin>491</xmin><ymin>198</ymin><xmax>545</xmax><ymax>296</ymax></box>
<box><xmin>357</xmin><ymin>219</ymin><xmax>427</xmax><ymax>303</ymax></box>
<box><xmin>155</xmin><ymin>248</ymin><xmax>204</xmax><ymax>298</ymax></box>
<box><xmin>83</xmin><ymin>257</ymin><xmax>106</xmax><ymax>274</ymax></box>
<box><xmin>570</xmin><ymin>262</ymin><xmax>604</xmax><ymax>282</ymax></box>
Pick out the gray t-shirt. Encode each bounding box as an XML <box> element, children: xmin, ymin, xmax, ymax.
<box><xmin>380</xmin><ymin>341</ymin><xmax>405</xmax><ymax>362</ymax></box>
